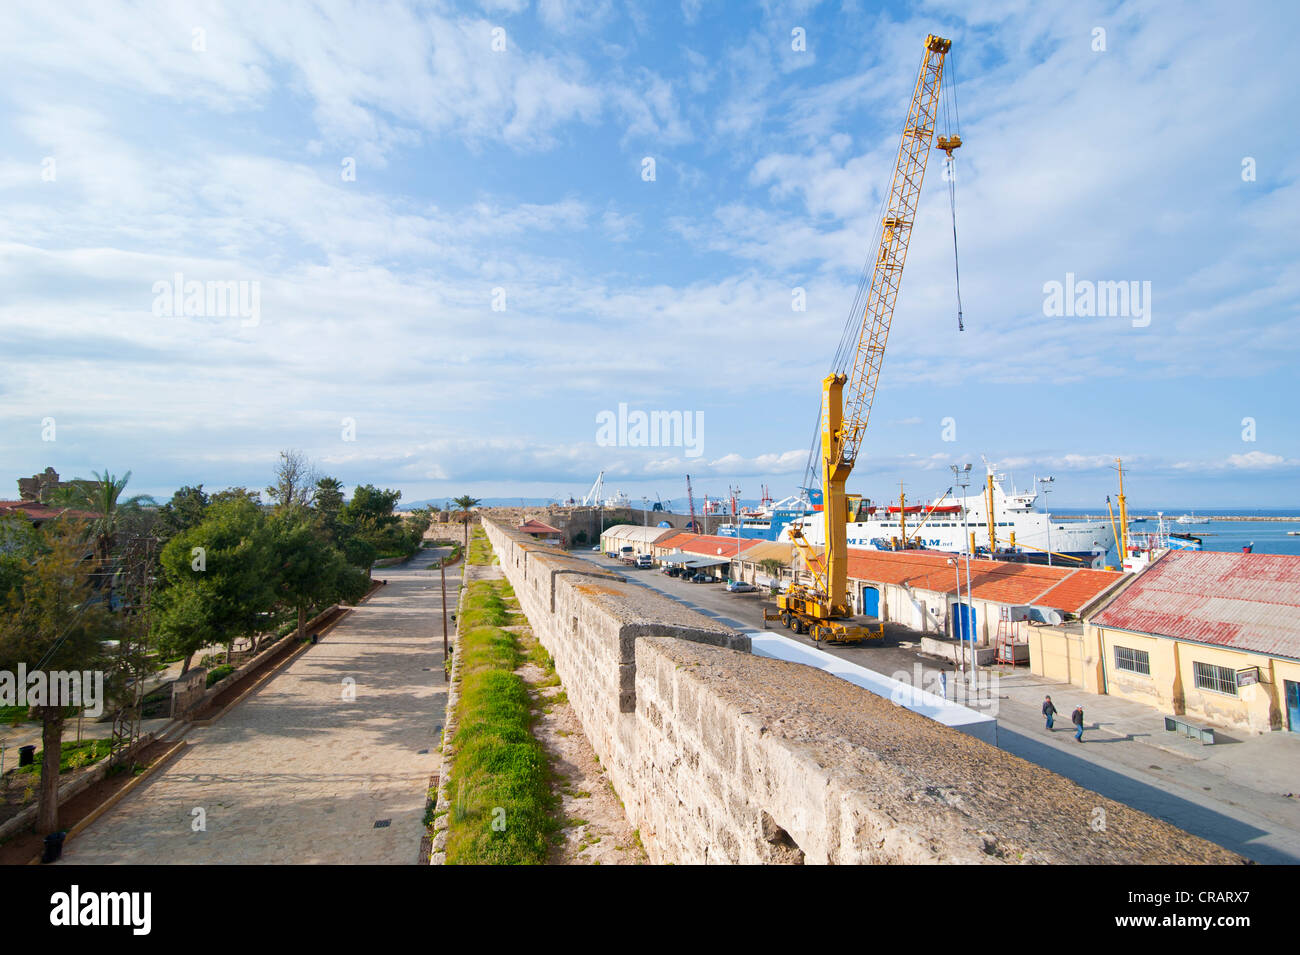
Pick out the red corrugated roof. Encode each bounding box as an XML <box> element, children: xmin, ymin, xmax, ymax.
<box><xmin>845</xmin><ymin>548</ymin><xmax>1123</xmax><ymax>614</ymax></box>
<box><xmin>0</xmin><ymin>500</ymin><xmax>100</xmax><ymax>521</ymax></box>
<box><xmin>518</xmin><ymin>519</ymin><xmax>562</xmax><ymax>534</ymax></box>
<box><xmin>1091</xmin><ymin>551</ymin><xmax>1300</xmax><ymax>660</ymax></box>
<box><xmin>653</xmin><ymin>531</ymin><xmax>695</xmax><ymax>550</ymax></box>
<box><xmin>658</xmin><ymin>533</ymin><xmax>759</xmax><ymax>558</ymax></box>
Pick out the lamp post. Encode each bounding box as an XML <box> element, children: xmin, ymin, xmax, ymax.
<box><xmin>953</xmin><ymin>463</ymin><xmax>976</xmax><ymax>700</ymax></box>
<box><xmin>1038</xmin><ymin>476</ymin><xmax>1055</xmax><ymax>566</ymax></box>
<box><xmin>947</xmin><ymin>556</ymin><xmax>963</xmax><ymax>687</ymax></box>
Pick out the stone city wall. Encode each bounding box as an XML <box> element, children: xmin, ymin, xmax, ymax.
<box><xmin>482</xmin><ymin>517</ymin><xmax>1241</xmax><ymax>865</ymax></box>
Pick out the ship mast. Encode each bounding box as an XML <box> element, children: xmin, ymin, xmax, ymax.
<box><xmin>1116</xmin><ymin>458</ymin><xmax>1130</xmax><ymax>562</ymax></box>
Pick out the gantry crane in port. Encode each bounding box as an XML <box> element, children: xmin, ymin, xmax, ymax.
<box><xmin>686</xmin><ymin>473</ymin><xmax>699</xmax><ymax>533</ymax></box>
<box><xmin>768</xmin><ymin>34</ymin><xmax>961</xmax><ymax>643</ymax></box>
<box><xmin>581</xmin><ymin>470</ymin><xmax>605</xmax><ymax>506</ymax></box>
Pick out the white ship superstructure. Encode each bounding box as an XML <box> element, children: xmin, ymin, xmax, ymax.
<box><xmin>782</xmin><ymin>467</ymin><xmax>1119</xmax><ymax>568</ymax></box>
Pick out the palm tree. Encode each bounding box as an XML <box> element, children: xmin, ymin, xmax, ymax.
<box><xmin>452</xmin><ymin>495</ymin><xmax>481</xmax><ymax>549</ymax></box>
<box><xmin>758</xmin><ymin>557</ymin><xmax>786</xmax><ymax>594</ymax></box>
<box><xmin>50</xmin><ymin>470</ymin><xmax>154</xmax><ymax>582</ymax></box>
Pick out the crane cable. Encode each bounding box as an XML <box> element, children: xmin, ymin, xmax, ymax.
<box><xmin>942</xmin><ymin>53</ymin><xmax>965</xmax><ymax>332</ymax></box>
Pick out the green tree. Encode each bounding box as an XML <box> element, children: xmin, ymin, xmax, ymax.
<box><xmin>340</xmin><ymin>485</ymin><xmax>407</xmax><ymax>562</ymax></box>
<box><xmin>152</xmin><ymin>578</ymin><xmax>213</xmax><ymax>675</ymax></box>
<box><xmin>154</xmin><ymin>497</ymin><xmax>276</xmax><ymax>665</ymax></box>
<box><xmin>210</xmin><ymin>486</ymin><xmax>262</xmax><ymax>507</ymax></box>
<box><xmin>0</xmin><ymin>517</ymin><xmax>36</xmax><ymax>597</ymax></box>
<box><xmin>157</xmin><ymin>485</ymin><xmax>210</xmax><ymax>541</ymax></box>
<box><xmin>268</xmin><ymin>513</ymin><xmax>368</xmax><ymax>642</ymax></box>
<box><xmin>314</xmin><ymin>476</ymin><xmax>346</xmax><ymax>537</ymax></box>
<box><xmin>404</xmin><ymin>506</ymin><xmax>437</xmax><ymax>547</ymax></box>
<box><xmin>0</xmin><ymin>518</ymin><xmax>116</xmax><ymax>834</ymax></box>
<box><xmin>341</xmin><ymin>536</ymin><xmax>377</xmax><ymax>575</ymax></box>
<box><xmin>452</xmin><ymin>495</ymin><xmax>481</xmax><ymax>548</ymax></box>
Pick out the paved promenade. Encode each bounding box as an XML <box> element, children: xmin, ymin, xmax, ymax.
<box><xmin>60</xmin><ymin>551</ymin><xmax>456</xmax><ymax>864</ymax></box>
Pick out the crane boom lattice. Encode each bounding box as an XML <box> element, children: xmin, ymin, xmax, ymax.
<box><xmin>769</xmin><ymin>35</ymin><xmax>957</xmax><ymax>644</ymax></box>
<box><xmin>840</xmin><ymin>35</ymin><xmax>951</xmax><ymax>465</ymax></box>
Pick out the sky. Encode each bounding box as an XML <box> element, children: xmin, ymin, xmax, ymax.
<box><xmin>1</xmin><ymin>0</ymin><xmax>1297</xmax><ymax>511</ymax></box>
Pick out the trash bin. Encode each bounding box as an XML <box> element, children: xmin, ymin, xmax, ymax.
<box><xmin>310</xmin><ymin>632</ymin><xmax>319</xmax><ymax>644</ymax></box>
<box><xmin>41</xmin><ymin>831</ymin><xmax>66</xmax><ymax>864</ymax></box>
<box><xmin>18</xmin><ymin>745</ymin><xmax>35</xmax><ymax>767</ymax></box>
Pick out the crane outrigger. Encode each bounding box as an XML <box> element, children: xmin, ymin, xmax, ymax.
<box><xmin>769</xmin><ymin>34</ymin><xmax>960</xmax><ymax>643</ymax></box>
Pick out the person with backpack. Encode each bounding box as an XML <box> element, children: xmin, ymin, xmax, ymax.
<box><xmin>1072</xmin><ymin>704</ymin><xmax>1085</xmax><ymax>742</ymax></box>
<box><xmin>1042</xmin><ymin>695</ymin><xmax>1058</xmax><ymax>730</ymax></box>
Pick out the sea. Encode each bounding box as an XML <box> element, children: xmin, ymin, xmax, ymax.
<box><xmin>1053</xmin><ymin>507</ymin><xmax>1300</xmax><ymax>557</ymax></box>
<box><xmin>421</xmin><ymin>498</ymin><xmax>1300</xmax><ymax>557</ymax></box>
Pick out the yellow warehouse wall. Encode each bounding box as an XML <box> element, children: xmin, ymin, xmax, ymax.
<box><xmin>1095</xmin><ymin>626</ymin><xmax>1299</xmax><ymax>734</ymax></box>
<box><xmin>1028</xmin><ymin>626</ymin><xmax>1103</xmax><ymax>691</ymax></box>
<box><xmin>1096</xmin><ymin>629</ymin><xmax>1170</xmax><ymax>711</ymax></box>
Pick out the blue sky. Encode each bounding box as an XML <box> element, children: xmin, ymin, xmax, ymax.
<box><xmin>1</xmin><ymin>0</ymin><xmax>1297</xmax><ymax>509</ymax></box>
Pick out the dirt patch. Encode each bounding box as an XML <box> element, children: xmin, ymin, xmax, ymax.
<box><xmin>574</xmin><ymin>583</ymin><xmax>627</xmax><ymax>598</ymax></box>
<box><xmin>0</xmin><ymin>744</ymin><xmax>109</xmax><ymax>830</ymax></box>
<box><xmin>514</xmin><ymin>646</ymin><xmax>646</xmax><ymax>866</ymax></box>
<box><xmin>0</xmin><ymin>739</ymin><xmax>175</xmax><ymax>865</ymax></box>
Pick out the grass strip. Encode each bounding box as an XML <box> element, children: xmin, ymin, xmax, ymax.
<box><xmin>444</xmin><ymin>577</ymin><xmax>557</xmax><ymax>864</ymax></box>
<box><xmin>467</xmin><ymin>527</ymin><xmax>494</xmax><ymax>566</ymax></box>
<box><xmin>7</xmin><ymin>738</ymin><xmax>111</xmax><ymax>778</ymax></box>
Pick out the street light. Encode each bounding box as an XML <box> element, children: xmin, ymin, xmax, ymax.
<box><xmin>947</xmin><ymin>556</ymin><xmax>964</xmax><ymax>686</ymax></box>
<box><xmin>1038</xmin><ymin>476</ymin><xmax>1055</xmax><ymax>566</ymax></box>
<box><xmin>952</xmin><ymin>463</ymin><xmax>976</xmax><ymax>699</ymax></box>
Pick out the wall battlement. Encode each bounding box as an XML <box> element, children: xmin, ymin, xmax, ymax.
<box><xmin>483</xmin><ymin>517</ymin><xmax>1241</xmax><ymax>865</ymax></box>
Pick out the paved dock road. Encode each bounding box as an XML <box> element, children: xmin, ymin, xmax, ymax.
<box><xmin>61</xmin><ymin>550</ymin><xmax>457</xmax><ymax>865</ymax></box>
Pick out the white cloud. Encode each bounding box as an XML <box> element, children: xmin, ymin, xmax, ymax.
<box><xmin>601</xmin><ymin>209</ymin><xmax>639</xmax><ymax>241</ymax></box>
<box><xmin>1225</xmin><ymin>452</ymin><xmax>1292</xmax><ymax>470</ymax></box>
<box><xmin>0</xmin><ymin>1</ymin><xmax>607</xmax><ymax>160</ymax></box>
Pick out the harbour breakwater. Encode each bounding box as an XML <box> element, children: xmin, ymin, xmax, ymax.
<box><xmin>1060</xmin><ymin>515</ymin><xmax>1300</xmax><ymax>521</ymax></box>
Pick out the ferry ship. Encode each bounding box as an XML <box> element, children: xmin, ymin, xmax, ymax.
<box><xmin>774</xmin><ymin>468</ymin><xmax>1121</xmax><ymax>569</ymax></box>
<box><xmin>716</xmin><ymin>493</ymin><xmax>820</xmax><ymax>541</ymax></box>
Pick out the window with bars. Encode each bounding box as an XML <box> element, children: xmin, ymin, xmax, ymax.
<box><xmin>1193</xmin><ymin>661</ymin><xmax>1238</xmax><ymax>696</ymax></box>
<box><xmin>1114</xmin><ymin>645</ymin><xmax>1151</xmax><ymax>676</ymax></box>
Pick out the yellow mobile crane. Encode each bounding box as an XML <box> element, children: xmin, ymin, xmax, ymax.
<box><xmin>768</xmin><ymin>34</ymin><xmax>960</xmax><ymax>643</ymax></box>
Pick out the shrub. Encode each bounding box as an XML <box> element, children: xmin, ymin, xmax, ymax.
<box><xmin>206</xmin><ymin>664</ymin><xmax>235</xmax><ymax>687</ymax></box>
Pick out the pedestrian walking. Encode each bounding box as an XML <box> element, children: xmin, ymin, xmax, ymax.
<box><xmin>1042</xmin><ymin>695</ymin><xmax>1058</xmax><ymax>730</ymax></box>
<box><xmin>1072</xmin><ymin>704</ymin><xmax>1085</xmax><ymax>742</ymax></box>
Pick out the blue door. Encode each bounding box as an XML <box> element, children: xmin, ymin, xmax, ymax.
<box><xmin>1287</xmin><ymin>681</ymin><xmax>1300</xmax><ymax>734</ymax></box>
<box><xmin>953</xmin><ymin>602</ymin><xmax>977</xmax><ymax>641</ymax></box>
<box><xmin>862</xmin><ymin>586</ymin><xmax>880</xmax><ymax>617</ymax></box>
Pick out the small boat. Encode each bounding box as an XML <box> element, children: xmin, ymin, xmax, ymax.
<box><xmin>1175</xmin><ymin>512</ymin><xmax>1208</xmax><ymax>525</ymax></box>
